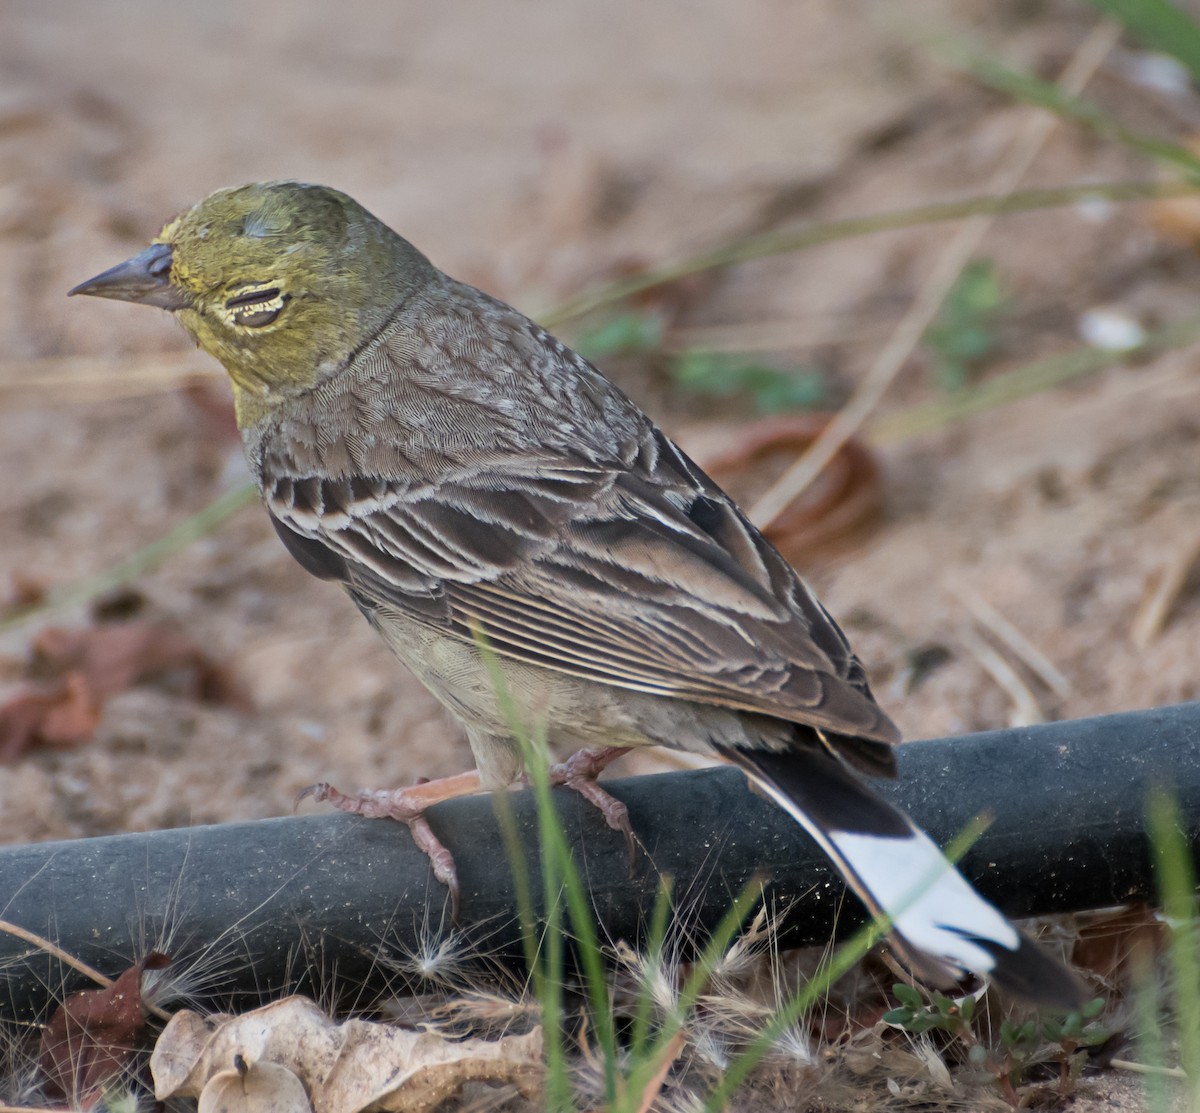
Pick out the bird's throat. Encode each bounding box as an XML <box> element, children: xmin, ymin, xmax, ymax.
<box><xmin>230</xmin><ymin>379</ymin><xmax>274</xmax><ymax>429</ymax></box>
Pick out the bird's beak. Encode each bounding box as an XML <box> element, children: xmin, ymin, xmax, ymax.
<box><xmin>68</xmin><ymin>242</ymin><xmax>191</xmax><ymax>310</ymax></box>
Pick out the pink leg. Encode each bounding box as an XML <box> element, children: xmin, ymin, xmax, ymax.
<box><xmin>546</xmin><ymin>747</ymin><xmax>636</xmax><ymax>869</ymax></box>
<box><xmin>299</xmin><ymin>770</ymin><xmax>482</xmax><ymax>917</ymax></box>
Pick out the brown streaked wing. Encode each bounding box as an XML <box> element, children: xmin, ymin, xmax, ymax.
<box><xmin>265</xmin><ymin>432</ymin><xmax>898</xmax><ymax>745</ymax></box>
<box><xmin>439</xmin><ymin>488</ymin><xmax>899</xmax><ymax>742</ymax></box>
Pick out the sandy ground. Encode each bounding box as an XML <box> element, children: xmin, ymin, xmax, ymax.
<box><xmin>2</xmin><ymin>1</ymin><xmax>1199</xmax><ymax>1108</ymax></box>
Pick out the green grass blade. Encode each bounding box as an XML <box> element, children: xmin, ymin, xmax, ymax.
<box><xmin>622</xmin><ymin>881</ymin><xmax>762</xmax><ymax>1100</ymax></box>
<box><xmin>542</xmin><ymin>871</ymin><xmax>572</xmax><ymax>1111</ymax></box>
<box><xmin>489</xmin><ymin>787</ymin><xmax>544</xmax><ymax>1000</ymax></box>
<box><xmin>1131</xmin><ymin>937</ymin><xmax>1171</xmax><ymax>1113</ymax></box>
<box><xmin>541</xmin><ymin>179</ymin><xmax>1191</xmax><ymax>328</ymax></box>
<box><xmin>961</xmin><ymin>53</ymin><xmax>1200</xmax><ymax>177</ymax></box>
<box><xmin>703</xmin><ymin>814</ymin><xmax>992</xmax><ymax>1109</ymax></box>
<box><xmin>871</xmin><ymin>313</ymin><xmax>1200</xmax><ymax>444</ymax></box>
<box><xmin>473</xmin><ymin>627</ymin><xmax>617</xmax><ymax>1106</ymax></box>
<box><xmin>0</xmin><ymin>482</ymin><xmax>257</xmax><ymax>635</ymax></box>
<box><xmin>533</xmin><ymin>757</ymin><xmax>620</xmax><ymax>1099</ymax></box>
<box><xmin>1146</xmin><ymin>788</ymin><xmax>1200</xmax><ymax>1109</ymax></box>
<box><xmin>1086</xmin><ymin>0</ymin><xmax>1200</xmax><ymax>81</ymax></box>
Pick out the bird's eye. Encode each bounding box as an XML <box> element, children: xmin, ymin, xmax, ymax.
<box><xmin>224</xmin><ymin>285</ymin><xmax>289</xmax><ymax>328</ymax></box>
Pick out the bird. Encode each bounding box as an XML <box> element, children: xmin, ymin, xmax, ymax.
<box><xmin>70</xmin><ymin>180</ymin><xmax>1083</xmax><ymax>1006</ymax></box>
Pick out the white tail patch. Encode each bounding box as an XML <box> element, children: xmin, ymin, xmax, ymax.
<box><xmin>826</xmin><ymin>829</ymin><xmax>1018</xmax><ymax>975</ymax></box>
<box><xmin>750</xmin><ymin>772</ymin><xmax>1018</xmax><ymax>982</ymax></box>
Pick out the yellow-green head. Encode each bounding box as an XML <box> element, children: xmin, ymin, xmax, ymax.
<box><xmin>70</xmin><ymin>181</ymin><xmax>437</xmax><ymax>424</ymax></box>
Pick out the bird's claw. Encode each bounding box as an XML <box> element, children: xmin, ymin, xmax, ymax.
<box><xmin>548</xmin><ymin>747</ymin><xmax>638</xmax><ymax>873</ymax></box>
<box><xmin>406</xmin><ymin>813</ymin><xmax>461</xmax><ymax>920</ymax></box>
<box><xmin>295</xmin><ymin>781</ymin><xmax>329</xmax><ymax>809</ymax></box>
<box><xmin>297</xmin><ymin>780</ymin><xmax>461</xmax><ymax>918</ymax></box>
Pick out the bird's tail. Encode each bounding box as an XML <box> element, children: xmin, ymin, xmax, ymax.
<box><xmin>717</xmin><ymin>743</ymin><xmax>1084</xmax><ymax>1008</ymax></box>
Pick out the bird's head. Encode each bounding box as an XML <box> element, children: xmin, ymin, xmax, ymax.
<box><xmin>70</xmin><ymin>181</ymin><xmax>436</xmax><ymax>424</ymax></box>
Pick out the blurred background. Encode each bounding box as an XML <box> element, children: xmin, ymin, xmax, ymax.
<box><xmin>2</xmin><ymin>0</ymin><xmax>1199</xmax><ymax>844</ymax></box>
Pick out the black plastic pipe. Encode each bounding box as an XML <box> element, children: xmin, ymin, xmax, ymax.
<box><xmin>2</xmin><ymin>701</ymin><xmax>1198</xmax><ymax>1020</ymax></box>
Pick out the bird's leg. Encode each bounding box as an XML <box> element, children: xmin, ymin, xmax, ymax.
<box><xmin>546</xmin><ymin>746</ymin><xmax>636</xmax><ymax>868</ymax></box>
<box><xmin>299</xmin><ymin>770</ymin><xmax>482</xmax><ymax>917</ymax></box>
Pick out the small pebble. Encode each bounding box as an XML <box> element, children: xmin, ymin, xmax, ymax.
<box><xmin>1078</xmin><ymin>307</ymin><xmax>1146</xmax><ymax>352</ymax></box>
<box><xmin>1074</xmin><ymin>195</ymin><xmax>1114</xmax><ymax>224</ymax></box>
<box><xmin>1117</xmin><ymin>50</ymin><xmax>1192</xmax><ymax>97</ymax></box>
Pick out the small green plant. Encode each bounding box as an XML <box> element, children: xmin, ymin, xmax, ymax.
<box><xmin>923</xmin><ymin>259</ymin><xmax>1007</xmax><ymax>392</ymax></box>
<box><xmin>882</xmin><ymin>981</ymin><xmax>976</xmax><ymax>1037</ymax></box>
<box><xmin>472</xmin><ymin>626</ymin><xmax>1054</xmax><ymax>1111</ymax></box>
<box><xmin>671</xmin><ymin>351</ymin><xmax>826</xmax><ymax>413</ymax></box>
<box><xmin>575</xmin><ymin>306</ymin><xmax>828</xmax><ymax>414</ymax></box>
<box><xmin>574</xmin><ymin>309</ymin><xmax>666</xmax><ymax>360</ymax></box>
<box><xmin>884</xmin><ymin>982</ymin><xmax>1109</xmax><ymax>1106</ymax></box>
<box><xmin>1086</xmin><ymin>0</ymin><xmax>1200</xmax><ymax>86</ymax></box>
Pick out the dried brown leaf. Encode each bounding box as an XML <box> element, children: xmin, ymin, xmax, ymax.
<box><xmin>31</xmin><ymin>622</ymin><xmax>244</xmax><ymax>704</ymax></box>
<box><xmin>0</xmin><ymin>620</ymin><xmax>248</xmax><ymax>761</ymax></box>
<box><xmin>1</xmin><ymin>573</ymin><xmax>47</xmax><ymax>616</ymax></box>
<box><xmin>699</xmin><ymin>414</ymin><xmax>882</xmax><ymax>567</ymax></box>
<box><xmin>1149</xmin><ymin>138</ymin><xmax>1200</xmax><ymax>253</ymax></box>
<box><xmin>151</xmin><ymin>996</ymin><xmax>543</xmax><ymax>1113</ymax></box>
<box><xmin>0</xmin><ymin>672</ymin><xmax>103</xmax><ymax>759</ymax></box>
<box><xmin>38</xmin><ymin>952</ymin><xmax>170</xmax><ymax>1101</ymax></box>
<box><xmin>1072</xmin><ymin>904</ymin><xmax>1165</xmax><ymax>986</ymax></box>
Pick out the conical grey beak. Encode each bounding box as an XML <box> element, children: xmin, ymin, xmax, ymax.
<box><xmin>68</xmin><ymin>243</ymin><xmax>190</xmax><ymax>310</ymax></box>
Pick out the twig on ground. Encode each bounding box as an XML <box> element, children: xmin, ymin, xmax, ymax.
<box><xmin>0</xmin><ymin>484</ymin><xmax>257</xmax><ymax>636</ymax></box>
<box><xmin>745</xmin><ymin>18</ymin><xmax>1123</xmax><ymax>529</ymax></box>
<box><xmin>0</xmin><ymin>920</ymin><xmax>112</xmax><ymax>991</ymax></box>
<box><xmin>631</xmin><ymin>1029</ymin><xmax>687</xmax><ymax>1113</ymax></box>
<box><xmin>666</xmin><ymin>315</ymin><xmax>892</xmax><ymax>354</ymax></box>
<box><xmin>868</xmin><ymin>316</ymin><xmax>1200</xmax><ymax>444</ymax></box>
<box><xmin>0</xmin><ymin>919</ymin><xmax>173</xmax><ymax>1024</ymax></box>
<box><xmin>959</xmin><ymin>625</ymin><xmax>1045</xmax><ymax>727</ymax></box>
<box><xmin>951</xmin><ymin>582</ymin><xmax>1072</xmax><ymax>697</ymax></box>
<box><xmin>1109</xmin><ymin>1057</ymin><xmax>1189</xmax><ymax>1080</ymax></box>
<box><xmin>541</xmin><ymin>179</ymin><xmax>1187</xmax><ymax>329</ymax></box>
<box><xmin>1131</xmin><ymin>534</ymin><xmax>1200</xmax><ymax>649</ymax></box>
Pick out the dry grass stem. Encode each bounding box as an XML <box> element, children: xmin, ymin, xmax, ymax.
<box><xmin>0</xmin><ymin>483</ymin><xmax>258</xmax><ymax>636</ymax></box>
<box><xmin>746</xmin><ymin>18</ymin><xmax>1123</xmax><ymax>529</ymax></box>
<box><xmin>869</xmin><ymin>316</ymin><xmax>1200</xmax><ymax>445</ymax></box>
<box><xmin>959</xmin><ymin>625</ymin><xmax>1045</xmax><ymax>727</ymax></box>
<box><xmin>5</xmin><ymin>383</ymin><xmax>208</xmax><ymax>408</ymax></box>
<box><xmin>0</xmin><ymin>921</ymin><xmax>172</xmax><ymax>1024</ymax></box>
<box><xmin>951</xmin><ymin>582</ymin><xmax>1071</xmax><ymax>697</ymax></box>
<box><xmin>1131</xmin><ymin>535</ymin><xmax>1200</xmax><ymax>649</ymax></box>
<box><xmin>0</xmin><ymin>354</ymin><xmax>217</xmax><ymax>387</ymax></box>
<box><xmin>0</xmin><ymin>919</ymin><xmax>112</xmax><ymax>992</ymax></box>
<box><xmin>543</xmin><ymin>179</ymin><xmax>1189</xmax><ymax>330</ymax></box>
<box><xmin>1108</xmin><ymin>1058</ymin><xmax>1190</xmax><ymax>1079</ymax></box>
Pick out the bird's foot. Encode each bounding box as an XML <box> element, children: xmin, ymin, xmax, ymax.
<box><xmin>298</xmin><ymin>770</ymin><xmax>482</xmax><ymax>918</ymax></box>
<box><xmin>546</xmin><ymin>746</ymin><xmax>636</xmax><ymax>869</ymax></box>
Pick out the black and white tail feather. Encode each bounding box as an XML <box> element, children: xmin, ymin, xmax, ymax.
<box><xmin>717</xmin><ymin>742</ymin><xmax>1085</xmax><ymax>1008</ymax></box>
